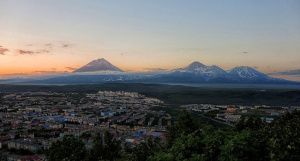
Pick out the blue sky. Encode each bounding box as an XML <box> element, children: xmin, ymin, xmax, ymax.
<box><xmin>0</xmin><ymin>0</ymin><xmax>299</xmax><ymax>79</ymax></box>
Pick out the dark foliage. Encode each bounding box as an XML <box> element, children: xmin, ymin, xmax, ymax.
<box><xmin>46</xmin><ymin>135</ymin><xmax>87</xmax><ymax>161</ymax></box>
<box><xmin>1</xmin><ymin>83</ymin><xmax>300</xmax><ymax>106</ymax></box>
<box><xmin>45</xmin><ymin>111</ymin><xmax>300</xmax><ymax>161</ymax></box>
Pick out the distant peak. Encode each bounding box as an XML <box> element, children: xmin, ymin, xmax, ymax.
<box><xmin>74</xmin><ymin>58</ymin><xmax>123</xmax><ymax>73</ymax></box>
<box><xmin>189</xmin><ymin>61</ymin><xmax>205</xmax><ymax>66</ymax></box>
<box><xmin>184</xmin><ymin>61</ymin><xmax>207</xmax><ymax>70</ymax></box>
<box><xmin>188</xmin><ymin>61</ymin><xmax>206</xmax><ymax>67</ymax></box>
<box><xmin>93</xmin><ymin>58</ymin><xmax>108</xmax><ymax>62</ymax></box>
<box><xmin>229</xmin><ymin>66</ymin><xmax>267</xmax><ymax>79</ymax></box>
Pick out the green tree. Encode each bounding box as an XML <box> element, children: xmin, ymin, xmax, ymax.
<box><xmin>220</xmin><ymin>130</ymin><xmax>269</xmax><ymax>161</ymax></box>
<box><xmin>87</xmin><ymin>131</ymin><xmax>122</xmax><ymax>161</ymax></box>
<box><xmin>86</xmin><ymin>133</ymin><xmax>104</xmax><ymax>161</ymax></box>
<box><xmin>102</xmin><ymin>131</ymin><xmax>122</xmax><ymax>161</ymax></box>
<box><xmin>149</xmin><ymin>133</ymin><xmax>205</xmax><ymax>161</ymax></box>
<box><xmin>168</xmin><ymin>111</ymin><xmax>199</xmax><ymax>145</ymax></box>
<box><xmin>236</xmin><ymin>116</ymin><xmax>264</xmax><ymax>131</ymax></box>
<box><xmin>127</xmin><ymin>137</ymin><xmax>162</xmax><ymax>161</ymax></box>
<box><xmin>269</xmin><ymin>111</ymin><xmax>300</xmax><ymax>161</ymax></box>
<box><xmin>0</xmin><ymin>152</ymin><xmax>8</xmax><ymax>161</ymax></box>
<box><xmin>201</xmin><ymin>127</ymin><xmax>227</xmax><ymax>161</ymax></box>
<box><xmin>148</xmin><ymin>151</ymin><xmax>174</xmax><ymax>161</ymax></box>
<box><xmin>46</xmin><ymin>135</ymin><xmax>87</xmax><ymax>161</ymax></box>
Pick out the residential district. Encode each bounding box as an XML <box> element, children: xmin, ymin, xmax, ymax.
<box><xmin>0</xmin><ymin>91</ymin><xmax>299</xmax><ymax>161</ymax></box>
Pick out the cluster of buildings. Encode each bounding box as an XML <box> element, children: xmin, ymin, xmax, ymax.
<box><xmin>183</xmin><ymin>104</ymin><xmax>300</xmax><ymax>124</ymax></box>
<box><xmin>0</xmin><ymin>91</ymin><xmax>171</xmax><ymax>161</ymax></box>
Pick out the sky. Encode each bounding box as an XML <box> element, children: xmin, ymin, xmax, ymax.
<box><xmin>0</xmin><ymin>0</ymin><xmax>300</xmax><ymax>80</ymax></box>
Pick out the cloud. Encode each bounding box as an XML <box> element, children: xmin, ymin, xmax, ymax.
<box><xmin>16</xmin><ymin>49</ymin><xmax>50</xmax><ymax>55</ymax></box>
<box><xmin>62</xmin><ymin>44</ymin><xmax>69</xmax><ymax>48</ymax></box>
<box><xmin>143</xmin><ymin>68</ymin><xmax>168</xmax><ymax>72</ymax></box>
<box><xmin>33</xmin><ymin>70</ymin><xmax>69</xmax><ymax>75</ymax></box>
<box><xmin>0</xmin><ymin>73</ymin><xmax>30</xmax><ymax>79</ymax></box>
<box><xmin>17</xmin><ymin>49</ymin><xmax>36</xmax><ymax>55</ymax></box>
<box><xmin>36</xmin><ymin>49</ymin><xmax>50</xmax><ymax>54</ymax></box>
<box><xmin>45</xmin><ymin>43</ymin><xmax>52</xmax><ymax>47</ymax></box>
<box><xmin>45</xmin><ymin>42</ymin><xmax>74</xmax><ymax>48</ymax></box>
<box><xmin>0</xmin><ymin>47</ymin><xmax>9</xmax><ymax>55</ymax></box>
<box><xmin>61</xmin><ymin>43</ymin><xmax>72</xmax><ymax>48</ymax></box>
<box><xmin>241</xmin><ymin>51</ymin><xmax>249</xmax><ymax>54</ymax></box>
<box><xmin>0</xmin><ymin>70</ymin><xmax>69</xmax><ymax>79</ymax></box>
<box><xmin>270</xmin><ymin>69</ymin><xmax>300</xmax><ymax>76</ymax></box>
<box><xmin>44</xmin><ymin>43</ymin><xmax>54</xmax><ymax>49</ymax></box>
<box><xmin>4</xmin><ymin>41</ymin><xmax>74</xmax><ymax>56</ymax></box>
<box><xmin>65</xmin><ymin>66</ymin><xmax>77</xmax><ymax>71</ymax></box>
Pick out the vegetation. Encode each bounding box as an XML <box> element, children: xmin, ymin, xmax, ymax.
<box><xmin>1</xmin><ymin>83</ymin><xmax>300</xmax><ymax>106</ymax></box>
<box><xmin>46</xmin><ymin>135</ymin><xmax>87</xmax><ymax>161</ymax></box>
<box><xmin>46</xmin><ymin>110</ymin><xmax>300</xmax><ymax>161</ymax></box>
<box><xmin>0</xmin><ymin>152</ymin><xmax>7</xmax><ymax>161</ymax></box>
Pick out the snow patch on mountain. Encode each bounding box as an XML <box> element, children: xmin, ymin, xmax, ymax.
<box><xmin>228</xmin><ymin>66</ymin><xmax>268</xmax><ymax>79</ymax></box>
<box><xmin>172</xmin><ymin>61</ymin><xmax>228</xmax><ymax>78</ymax></box>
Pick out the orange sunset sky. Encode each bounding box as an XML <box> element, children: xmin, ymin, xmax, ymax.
<box><xmin>0</xmin><ymin>0</ymin><xmax>299</xmax><ymax>80</ymax></box>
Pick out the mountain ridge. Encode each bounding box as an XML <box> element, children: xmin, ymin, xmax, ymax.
<box><xmin>2</xmin><ymin>59</ymin><xmax>298</xmax><ymax>85</ymax></box>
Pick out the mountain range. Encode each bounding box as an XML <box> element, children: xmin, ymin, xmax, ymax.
<box><xmin>1</xmin><ymin>58</ymin><xmax>297</xmax><ymax>85</ymax></box>
<box><xmin>144</xmin><ymin>61</ymin><xmax>287</xmax><ymax>84</ymax></box>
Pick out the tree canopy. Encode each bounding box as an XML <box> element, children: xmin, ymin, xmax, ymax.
<box><xmin>46</xmin><ymin>111</ymin><xmax>300</xmax><ymax>161</ymax></box>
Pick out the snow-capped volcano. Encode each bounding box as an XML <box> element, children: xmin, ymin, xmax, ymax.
<box><xmin>174</xmin><ymin>61</ymin><xmax>227</xmax><ymax>78</ymax></box>
<box><xmin>150</xmin><ymin>62</ymin><xmax>291</xmax><ymax>84</ymax></box>
<box><xmin>228</xmin><ymin>66</ymin><xmax>269</xmax><ymax>80</ymax></box>
<box><xmin>185</xmin><ymin>61</ymin><xmax>207</xmax><ymax>71</ymax></box>
<box><xmin>74</xmin><ymin>58</ymin><xmax>123</xmax><ymax>73</ymax></box>
<box><xmin>15</xmin><ymin>59</ymin><xmax>295</xmax><ymax>84</ymax></box>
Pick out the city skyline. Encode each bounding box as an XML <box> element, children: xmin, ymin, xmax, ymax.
<box><xmin>0</xmin><ymin>0</ymin><xmax>300</xmax><ymax>81</ymax></box>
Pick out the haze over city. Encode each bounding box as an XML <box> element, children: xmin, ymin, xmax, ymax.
<box><xmin>0</xmin><ymin>0</ymin><xmax>300</xmax><ymax>81</ymax></box>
